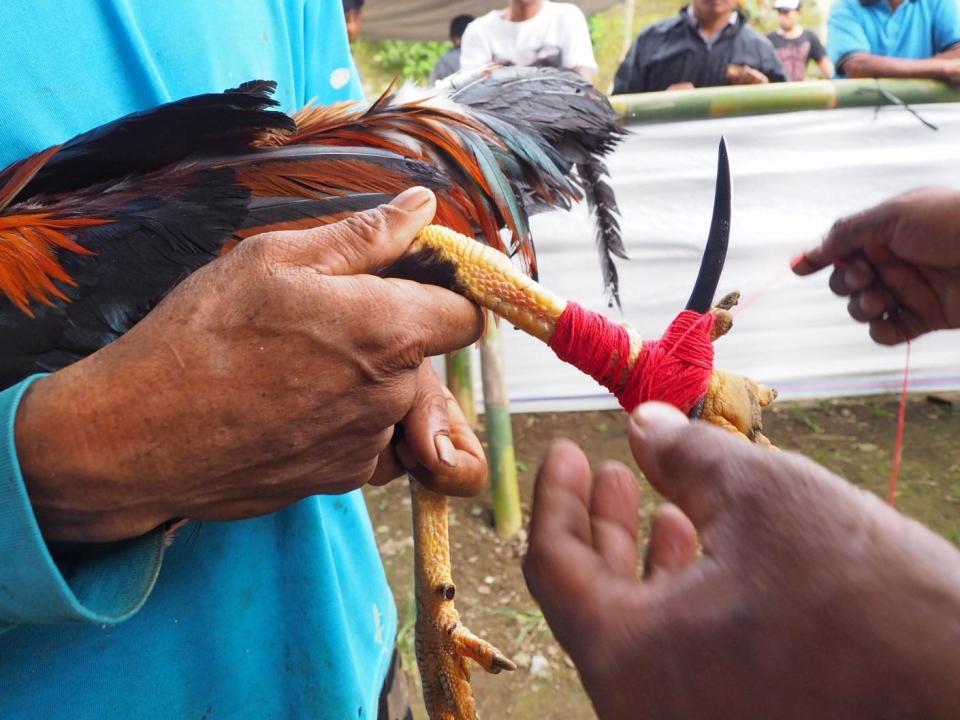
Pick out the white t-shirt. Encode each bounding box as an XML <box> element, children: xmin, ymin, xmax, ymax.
<box><xmin>459</xmin><ymin>1</ymin><xmax>598</xmax><ymax>72</ymax></box>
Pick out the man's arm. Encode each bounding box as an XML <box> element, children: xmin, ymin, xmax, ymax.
<box><xmin>840</xmin><ymin>53</ymin><xmax>960</xmax><ymax>83</ymax></box>
<box><xmin>16</xmin><ymin>188</ymin><xmax>484</xmax><ymax>543</ymax></box>
<box><xmin>560</xmin><ymin>5</ymin><xmax>598</xmax><ymax>83</ymax></box>
<box><xmin>1</xmin><ymin>188</ymin><xmax>487</xmax><ymax>627</ymax></box>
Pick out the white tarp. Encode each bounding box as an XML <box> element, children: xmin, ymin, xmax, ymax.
<box><xmin>441</xmin><ymin>103</ymin><xmax>960</xmax><ymax>413</ymax></box>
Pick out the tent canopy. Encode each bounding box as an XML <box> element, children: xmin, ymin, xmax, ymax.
<box><xmin>362</xmin><ymin>1</ymin><xmax>621</xmax><ymax>41</ymax></box>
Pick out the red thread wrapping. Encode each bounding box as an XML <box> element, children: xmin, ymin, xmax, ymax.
<box><xmin>548</xmin><ymin>303</ymin><xmax>715</xmax><ymax>413</ymax></box>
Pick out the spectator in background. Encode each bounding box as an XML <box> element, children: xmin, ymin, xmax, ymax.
<box><xmin>459</xmin><ymin>0</ymin><xmax>598</xmax><ymax>83</ymax></box>
<box><xmin>828</xmin><ymin>0</ymin><xmax>960</xmax><ymax>81</ymax></box>
<box><xmin>430</xmin><ymin>14</ymin><xmax>475</xmax><ymax>84</ymax></box>
<box><xmin>613</xmin><ymin>0</ymin><xmax>786</xmax><ymax>94</ymax></box>
<box><xmin>767</xmin><ymin>0</ymin><xmax>833</xmax><ymax>80</ymax></box>
<box><xmin>343</xmin><ymin>0</ymin><xmax>364</xmax><ymax>43</ymax></box>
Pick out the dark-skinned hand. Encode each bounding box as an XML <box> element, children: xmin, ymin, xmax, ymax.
<box><xmin>524</xmin><ymin>401</ymin><xmax>960</xmax><ymax>720</ymax></box>
<box><xmin>16</xmin><ymin>187</ymin><xmax>487</xmax><ymax>543</ymax></box>
<box><xmin>792</xmin><ymin>187</ymin><xmax>960</xmax><ymax>344</ymax></box>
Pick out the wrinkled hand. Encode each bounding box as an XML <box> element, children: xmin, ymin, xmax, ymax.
<box><xmin>793</xmin><ymin>187</ymin><xmax>960</xmax><ymax>344</ymax></box>
<box><xmin>725</xmin><ymin>64</ymin><xmax>769</xmax><ymax>85</ymax></box>
<box><xmin>17</xmin><ymin>187</ymin><xmax>486</xmax><ymax>543</ymax></box>
<box><xmin>524</xmin><ymin>402</ymin><xmax>960</xmax><ymax>720</ymax></box>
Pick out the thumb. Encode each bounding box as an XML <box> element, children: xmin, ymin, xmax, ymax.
<box><xmin>628</xmin><ymin>402</ymin><xmax>731</xmax><ymax>531</ymax></box>
<box><xmin>262</xmin><ymin>186</ymin><xmax>437</xmax><ymax>275</ymax></box>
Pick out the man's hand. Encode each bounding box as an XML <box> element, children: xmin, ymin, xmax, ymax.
<box><xmin>524</xmin><ymin>402</ymin><xmax>960</xmax><ymax>720</ymax></box>
<box><xmin>725</xmin><ymin>64</ymin><xmax>769</xmax><ymax>85</ymax></box>
<box><xmin>16</xmin><ymin>187</ymin><xmax>486</xmax><ymax>543</ymax></box>
<box><xmin>792</xmin><ymin>187</ymin><xmax>960</xmax><ymax>344</ymax></box>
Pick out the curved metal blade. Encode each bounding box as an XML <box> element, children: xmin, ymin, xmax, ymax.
<box><xmin>685</xmin><ymin>137</ymin><xmax>731</xmax><ymax>313</ymax></box>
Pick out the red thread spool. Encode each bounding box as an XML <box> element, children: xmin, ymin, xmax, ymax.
<box><xmin>549</xmin><ymin>303</ymin><xmax>715</xmax><ymax>413</ymax></box>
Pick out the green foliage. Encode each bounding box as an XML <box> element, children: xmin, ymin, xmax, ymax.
<box><xmin>353</xmin><ymin>39</ymin><xmax>450</xmax><ymax>93</ymax></box>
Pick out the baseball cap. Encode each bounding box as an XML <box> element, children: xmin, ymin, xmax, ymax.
<box><xmin>774</xmin><ymin>0</ymin><xmax>801</xmax><ymax>9</ymax></box>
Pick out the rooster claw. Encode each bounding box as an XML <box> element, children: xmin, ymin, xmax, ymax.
<box><xmin>709</xmin><ymin>290</ymin><xmax>740</xmax><ymax>341</ymax></box>
<box><xmin>452</xmin><ymin>623</ymin><xmax>516</xmax><ymax>674</ymax></box>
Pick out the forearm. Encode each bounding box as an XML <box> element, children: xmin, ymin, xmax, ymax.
<box><xmin>818</xmin><ymin>57</ymin><xmax>835</xmax><ymax>78</ymax></box>
<box><xmin>0</xmin><ymin>375</ymin><xmax>164</xmax><ymax>626</ymax></box>
<box><xmin>841</xmin><ymin>53</ymin><xmax>952</xmax><ymax>80</ymax></box>
<box><xmin>15</xmin><ymin>358</ymin><xmax>169</xmax><ymax>544</ymax></box>
<box><xmin>938</xmin><ymin>45</ymin><xmax>960</xmax><ymax>59</ymax></box>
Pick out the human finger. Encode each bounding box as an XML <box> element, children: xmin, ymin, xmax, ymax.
<box><xmin>250</xmin><ymin>186</ymin><xmax>438</xmax><ymax>275</ymax></box>
<box><xmin>524</xmin><ymin>440</ymin><xmax>613</xmax><ymax>612</ymax></box>
<box><xmin>589</xmin><ymin>461</ymin><xmax>641</xmax><ymax>578</ymax></box>
<box><xmin>828</xmin><ymin>255</ymin><xmax>875</xmax><ymax>296</ymax></box>
<box><xmin>386</xmin><ymin>363</ymin><xmax>487</xmax><ymax>496</ymax></box>
<box><xmin>643</xmin><ymin>504</ymin><xmax>698</xmax><ymax>580</ymax></box>
<box><xmin>792</xmin><ymin>202</ymin><xmax>896</xmax><ymax>276</ymax></box>
<box><xmin>847</xmin><ymin>285</ymin><xmax>898</xmax><ymax>323</ymax></box>
<box><xmin>873</xmin><ymin>261</ymin><xmax>949</xmax><ymax>332</ymax></box>
<box><xmin>869</xmin><ymin>306</ymin><xmax>930</xmax><ymax>345</ymax></box>
<box><xmin>628</xmin><ymin>402</ymin><xmax>736</xmax><ymax>530</ymax></box>
<box><xmin>374</xmin><ymin>278</ymin><xmax>485</xmax><ymax>359</ymax></box>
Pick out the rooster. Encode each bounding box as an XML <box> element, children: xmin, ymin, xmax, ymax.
<box><xmin>0</xmin><ymin>69</ymin><xmax>774</xmax><ymax>719</ymax></box>
<box><xmin>0</xmin><ymin>68</ymin><xmax>628</xmax><ymax>719</ymax></box>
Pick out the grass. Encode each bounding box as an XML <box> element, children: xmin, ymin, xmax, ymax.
<box><xmin>491</xmin><ymin>606</ymin><xmax>547</xmax><ymax>647</ymax></box>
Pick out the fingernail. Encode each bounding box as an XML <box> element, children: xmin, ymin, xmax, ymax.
<box><xmin>390</xmin><ymin>186</ymin><xmax>433</xmax><ymax>211</ymax></box>
<box><xmin>789</xmin><ymin>252</ymin><xmax>806</xmax><ymax>270</ymax></box>
<box><xmin>435</xmin><ymin>434</ymin><xmax>458</xmax><ymax>467</ymax></box>
<box><xmin>630</xmin><ymin>402</ymin><xmax>688</xmax><ymax>431</ymax></box>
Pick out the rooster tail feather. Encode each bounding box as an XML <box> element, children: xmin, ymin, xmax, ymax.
<box><xmin>15</xmin><ymin>81</ymin><xmax>296</xmax><ymax>203</ymax></box>
<box><xmin>237</xmin><ymin>193</ymin><xmax>394</xmax><ymax>237</ymax></box>
<box><xmin>577</xmin><ymin>160</ymin><xmax>626</xmax><ymax>308</ymax></box>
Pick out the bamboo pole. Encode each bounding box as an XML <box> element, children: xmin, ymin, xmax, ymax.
<box><xmin>611</xmin><ymin>78</ymin><xmax>960</xmax><ymax>125</ymax></box>
<box><xmin>622</xmin><ymin>0</ymin><xmax>636</xmax><ymax>56</ymax></box>
<box><xmin>444</xmin><ymin>349</ymin><xmax>477</xmax><ymax>428</ymax></box>
<box><xmin>478</xmin><ymin>312</ymin><xmax>522</xmax><ymax>539</ymax></box>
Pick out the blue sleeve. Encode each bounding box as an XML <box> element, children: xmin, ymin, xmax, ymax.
<box><xmin>303</xmin><ymin>0</ymin><xmax>364</xmax><ymax>105</ymax></box>
<box><xmin>827</xmin><ymin>0</ymin><xmax>871</xmax><ymax>69</ymax></box>
<box><xmin>0</xmin><ymin>376</ymin><xmax>164</xmax><ymax>630</ymax></box>
<box><xmin>933</xmin><ymin>0</ymin><xmax>960</xmax><ymax>53</ymax></box>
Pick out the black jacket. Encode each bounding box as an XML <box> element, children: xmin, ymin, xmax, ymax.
<box><xmin>613</xmin><ymin>9</ymin><xmax>787</xmax><ymax>94</ymax></box>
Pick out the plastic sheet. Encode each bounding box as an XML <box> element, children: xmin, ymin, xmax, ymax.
<box><xmin>440</xmin><ymin>103</ymin><xmax>960</xmax><ymax>413</ymax></box>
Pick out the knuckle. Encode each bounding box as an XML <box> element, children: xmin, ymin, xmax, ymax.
<box><xmin>342</xmin><ymin>207</ymin><xmax>391</xmax><ymax>246</ymax></box>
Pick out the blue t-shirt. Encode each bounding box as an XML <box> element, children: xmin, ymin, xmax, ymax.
<box><xmin>828</xmin><ymin>0</ymin><xmax>960</xmax><ymax>71</ymax></box>
<box><xmin>0</xmin><ymin>3</ymin><xmax>398</xmax><ymax>718</ymax></box>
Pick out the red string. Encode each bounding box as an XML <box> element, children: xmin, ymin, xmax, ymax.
<box><xmin>744</xmin><ymin>259</ymin><xmax>914</xmax><ymax>506</ymax></box>
<box><xmin>733</xmin><ymin>264</ymin><xmax>794</xmax><ymax>317</ymax></box>
<box><xmin>887</xmin><ymin>339</ymin><xmax>911</xmax><ymax>506</ymax></box>
<box><xmin>548</xmin><ymin>303</ymin><xmax>715</xmax><ymax>413</ymax></box>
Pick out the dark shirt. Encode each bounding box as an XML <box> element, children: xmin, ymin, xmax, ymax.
<box><xmin>767</xmin><ymin>29</ymin><xmax>827</xmax><ymax>81</ymax></box>
<box><xmin>613</xmin><ymin>8</ymin><xmax>787</xmax><ymax>94</ymax></box>
<box><xmin>430</xmin><ymin>46</ymin><xmax>461</xmax><ymax>84</ymax></box>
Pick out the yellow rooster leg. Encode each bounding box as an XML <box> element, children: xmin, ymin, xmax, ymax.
<box><xmin>410</xmin><ymin>479</ymin><xmax>515</xmax><ymax>720</ymax></box>
<box><xmin>405</xmin><ymin>226</ymin><xmax>776</xmax><ymax>719</ymax></box>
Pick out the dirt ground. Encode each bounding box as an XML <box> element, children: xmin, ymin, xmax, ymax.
<box><xmin>363</xmin><ymin>392</ymin><xmax>960</xmax><ymax>719</ymax></box>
